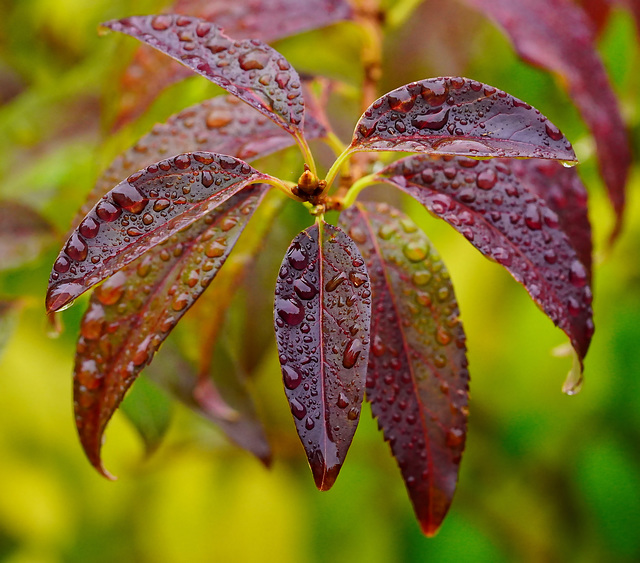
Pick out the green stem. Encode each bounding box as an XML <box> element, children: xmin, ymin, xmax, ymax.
<box><xmin>260</xmin><ymin>176</ymin><xmax>302</xmax><ymax>202</ymax></box>
<box><xmin>341</xmin><ymin>173</ymin><xmax>378</xmax><ymax>209</ymax></box>
<box><xmin>322</xmin><ymin>147</ymin><xmax>354</xmax><ymax>196</ymax></box>
<box><xmin>295</xmin><ymin>133</ymin><xmax>317</xmax><ymax>176</ymax></box>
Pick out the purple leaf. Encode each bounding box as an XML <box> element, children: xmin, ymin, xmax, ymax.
<box><xmin>81</xmin><ymin>95</ymin><xmax>325</xmax><ymax>221</ymax></box>
<box><xmin>104</xmin><ymin>15</ymin><xmax>305</xmax><ymax>136</ymax></box>
<box><xmin>376</xmin><ymin>155</ymin><xmax>594</xmax><ymax>368</ymax></box>
<box><xmin>510</xmin><ymin>159</ymin><xmax>592</xmax><ymax>281</ymax></box>
<box><xmin>73</xmin><ymin>187</ymin><xmax>267</xmax><ymax>477</ymax></box>
<box><xmin>274</xmin><ymin>221</ymin><xmax>372</xmax><ymax>490</ymax></box>
<box><xmin>46</xmin><ymin>152</ymin><xmax>268</xmax><ymax>313</ymax></box>
<box><xmin>462</xmin><ymin>0</ymin><xmax>631</xmax><ymax>239</ymax></box>
<box><xmin>113</xmin><ymin>0</ymin><xmax>352</xmax><ymax>128</ymax></box>
<box><xmin>340</xmin><ymin>202</ymin><xmax>469</xmax><ymax>536</ymax></box>
<box><xmin>351</xmin><ymin>77</ymin><xmax>576</xmax><ymax>162</ymax></box>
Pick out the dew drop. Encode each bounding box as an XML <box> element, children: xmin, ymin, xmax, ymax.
<box><xmin>153</xmin><ymin>198</ymin><xmax>171</xmax><ymax>212</ymax></box>
<box><xmin>96</xmin><ymin>201</ymin><xmax>122</xmax><ymax>222</ymax></box>
<box><xmin>569</xmin><ymin>260</ymin><xmax>587</xmax><ymax>288</ymax></box>
<box><xmin>446</xmin><ymin>427</ymin><xmax>465</xmax><ymax>447</ymax></box>
<box><xmin>206</xmin><ymin>107</ymin><xmax>232</xmax><ymax>129</ymax></box>
<box><xmin>276</xmin><ymin>297</ymin><xmax>305</xmax><ymax>325</ymax></box>
<box><xmin>349</xmin><ymin>271</ymin><xmax>367</xmax><ymax>287</ymax></box>
<box><xmin>403</xmin><ymin>240</ymin><xmax>428</xmax><ymax>262</ymax></box>
<box><xmin>476</xmin><ymin>168</ymin><xmax>497</xmax><ymax>190</ymax></box>
<box><xmin>79</xmin><ymin>216</ymin><xmax>100</xmax><ymax>239</ymax></box>
<box><xmin>96</xmin><ymin>271</ymin><xmax>126</xmax><ymax>306</ymax></box>
<box><xmin>411</xmin><ymin>107</ymin><xmax>450</xmax><ymax>130</ymax></box>
<box><xmin>545</xmin><ymin>121</ymin><xmax>564</xmax><ymax>141</ymax></box>
<box><xmin>293</xmin><ymin>278</ymin><xmax>318</xmax><ymax>300</ymax></box>
<box><xmin>65</xmin><ymin>233</ymin><xmax>88</xmax><ymax>262</ymax></box>
<box><xmin>342</xmin><ymin>338</ymin><xmax>363</xmax><ymax>369</ymax></box>
<box><xmin>337</xmin><ymin>392</ymin><xmax>349</xmax><ymax>409</ymax></box>
<box><xmin>524</xmin><ymin>204</ymin><xmax>542</xmax><ymax>230</ymax></box>
<box><xmin>325</xmin><ymin>272</ymin><xmax>348</xmax><ymax>292</ymax></box>
<box><xmin>371</xmin><ymin>334</ymin><xmax>385</xmax><ymax>357</ymax></box>
<box><xmin>112</xmin><ymin>183</ymin><xmax>148</xmax><ymax>214</ymax></box>
<box><xmin>287</xmin><ymin>242</ymin><xmax>308</xmax><ymax>270</ymax></box>
<box><xmin>290</xmin><ymin>398</ymin><xmax>307</xmax><ymax>420</ymax></box>
<box><xmin>387</xmin><ymin>88</ymin><xmax>415</xmax><ymax>113</ymax></box>
<box><xmin>238</xmin><ymin>49</ymin><xmax>270</xmax><ymax>71</ymax></box>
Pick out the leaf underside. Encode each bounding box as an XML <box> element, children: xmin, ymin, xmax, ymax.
<box><xmin>113</xmin><ymin>0</ymin><xmax>353</xmax><ymax>128</ymax></box>
<box><xmin>351</xmin><ymin>77</ymin><xmax>576</xmax><ymax>162</ymax></box>
<box><xmin>340</xmin><ymin>202</ymin><xmax>469</xmax><ymax>536</ymax></box>
<box><xmin>462</xmin><ymin>0</ymin><xmax>630</xmax><ymax>238</ymax></box>
<box><xmin>104</xmin><ymin>15</ymin><xmax>305</xmax><ymax>136</ymax></box>
<box><xmin>46</xmin><ymin>152</ymin><xmax>267</xmax><ymax>313</ymax></box>
<box><xmin>74</xmin><ymin>186</ymin><xmax>267</xmax><ymax>477</ymax></box>
<box><xmin>274</xmin><ymin>221</ymin><xmax>372</xmax><ymax>491</ymax></box>
<box><xmin>376</xmin><ymin>155</ymin><xmax>594</xmax><ymax>368</ymax></box>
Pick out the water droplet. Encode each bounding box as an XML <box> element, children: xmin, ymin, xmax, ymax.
<box><xmin>287</xmin><ymin>242</ymin><xmax>308</xmax><ymax>270</ymax></box>
<box><xmin>348</xmin><ymin>226</ymin><xmax>367</xmax><ymax>244</ymax></box>
<box><xmin>79</xmin><ymin>217</ymin><xmax>100</xmax><ymax>239</ymax></box>
<box><xmin>371</xmin><ymin>334</ymin><xmax>385</xmax><ymax>357</ymax></box>
<box><xmin>446</xmin><ymin>427</ymin><xmax>465</xmax><ymax>447</ymax></box>
<box><xmin>476</xmin><ymin>168</ymin><xmax>497</xmax><ymax>190</ymax></box>
<box><xmin>524</xmin><ymin>204</ymin><xmax>542</xmax><ymax>230</ymax></box>
<box><xmin>53</xmin><ymin>255</ymin><xmax>71</xmax><ymax>273</ymax></box>
<box><xmin>325</xmin><ymin>272</ymin><xmax>348</xmax><ymax>292</ymax></box>
<box><xmin>403</xmin><ymin>240</ymin><xmax>428</xmax><ymax>262</ymax></box>
<box><xmin>420</xmin><ymin>82</ymin><xmax>449</xmax><ymax>106</ymax></box>
<box><xmin>96</xmin><ymin>201</ymin><xmax>122</xmax><ymax>222</ymax></box>
<box><xmin>290</xmin><ymin>398</ymin><xmax>307</xmax><ymax>420</ymax></box>
<box><xmin>173</xmin><ymin>154</ymin><xmax>191</xmax><ymax>169</ymax></box>
<box><xmin>171</xmin><ymin>293</ymin><xmax>189</xmax><ymax>311</ymax></box>
<box><xmin>342</xmin><ymin>338</ymin><xmax>363</xmax><ymax>369</ymax></box>
<box><xmin>378</xmin><ymin>224</ymin><xmax>395</xmax><ymax>240</ymax></box>
<box><xmin>201</xmin><ymin>170</ymin><xmax>214</xmax><ymax>188</ymax></box>
<box><xmin>569</xmin><ymin>260</ymin><xmax>587</xmax><ymax>287</ymax></box>
<box><xmin>238</xmin><ymin>49</ymin><xmax>270</xmax><ymax>71</ymax></box>
<box><xmin>80</xmin><ymin>303</ymin><xmax>105</xmax><ymax>340</ymax></box>
<box><xmin>436</xmin><ymin>325</ymin><xmax>452</xmax><ymax>345</ymax></box>
<box><xmin>65</xmin><ymin>233</ymin><xmax>88</xmax><ymax>262</ymax></box>
<box><xmin>276</xmin><ymin>297</ymin><xmax>305</xmax><ymax>325</ymax></box>
<box><xmin>96</xmin><ymin>271</ymin><xmax>126</xmax><ymax>305</ymax></box>
<box><xmin>206</xmin><ymin>107</ymin><xmax>232</xmax><ymax>129</ymax></box>
<box><xmin>282</xmin><ymin>365</ymin><xmax>303</xmax><ymax>389</ymax></box>
<box><xmin>411</xmin><ymin>107</ymin><xmax>450</xmax><ymax>130</ymax></box>
<box><xmin>205</xmin><ymin>240</ymin><xmax>225</xmax><ymax>258</ymax></box>
<box><xmin>305</xmin><ymin>417</ymin><xmax>315</xmax><ymax>430</ymax></box>
<box><xmin>545</xmin><ymin>121</ymin><xmax>563</xmax><ymax>141</ymax></box>
<box><xmin>347</xmin><ymin>407</ymin><xmax>359</xmax><ymax>421</ymax></box>
<box><xmin>151</xmin><ymin>15</ymin><xmax>172</xmax><ymax>30</ymax></box>
<box><xmin>387</xmin><ymin>88</ymin><xmax>415</xmax><ymax>113</ymax></box>
<box><xmin>112</xmin><ymin>183</ymin><xmax>148</xmax><ymax>214</ymax></box>
<box><xmin>153</xmin><ymin>198</ymin><xmax>171</xmax><ymax>212</ymax></box>
<box><xmin>349</xmin><ymin>271</ymin><xmax>367</xmax><ymax>287</ymax></box>
<box><xmin>293</xmin><ymin>278</ymin><xmax>318</xmax><ymax>300</ymax></box>
<box><xmin>337</xmin><ymin>392</ymin><xmax>350</xmax><ymax>408</ymax></box>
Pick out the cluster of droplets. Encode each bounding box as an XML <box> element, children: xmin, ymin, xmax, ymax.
<box><xmin>111</xmin><ymin>15</ymin><xmax>305</xmax><ymax>133</ymax></box>
<box><xmin>47</xmin><ymin>153</ymin><xmax>262</xmax><ymax>313</ymax></box>
<box><xmin>73</xmin><ymin>189</ymin><xmax>263</xmax><ymax>464</ymax></box>
<box><xmin>339</xmin><ymin>202</ymin><xmax>469</xmax><ymax>528</ymax></box>
<box><xmin>274</xmin><ymin>222</ymin><xmax>371</xmax><ymax>489</ymax></box>
<box><xmin>351</xmin><ymin>77</ymin><xmax>574</xmax><ymax>161</ymax></box>
<box><xmin>378</xmin><ymin>155</ymin><xmax>593</xmax><ymax>357</ymax></box>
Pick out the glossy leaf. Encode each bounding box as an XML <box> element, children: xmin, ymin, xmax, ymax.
<box><xmin>376</xmin><ymin>155</ymin><xmax>594</xmax><ymax>370</ymax></box>
<box><xmin>146</xmin><ymin>341</ymin><xmax>272</xmax><ymax>466</ymax></box>
<box><xmin>463</xmin><ymin>0</ymin><xmax>630</xmax><ymax>238</ymax></box>
<box><xmin>104</xmin><ymin>15</ymin><xmax>305</xmax><ymax>136</ymax></box>
<box><xmin>82</xmin><ymin>95</ymin><xmax>325</xmax><ymax>221</ymax></box>
<box><xmin>46</xmin><ymin>152</ymin><xmax>269</xmax><ymax>313</ymax></box>
<box><xmin>113</xmin><ymin>0</ymin><xmax>352</xmax><ymax>128</ymax></box>
<box><xmin>510</xmin><ymin>159</ymin><xmax>592</xmax><ymax>281</ymax></box>
<box><xmin>0</xmin><ymin>200</ymin><xmax>54</xmax><ymax>271</ymax></box>
<box><xmin>351</xmin><ymin>77</ymin><xmax>577</xmax><ymax>162</ymax></box>
<box><xmin>340</xmin><ymin>202</ymin><xmax>468</xmax><ymax>536</ymax></box>
<box><xmin>73</xmin><ymin>186</ymin><xmax>267</xmax><ymax>476</ymax></box>
<box><xmin>274</xmin><ymin>221</ymin><xmax>371</xmax><ymax>490</ymax></box>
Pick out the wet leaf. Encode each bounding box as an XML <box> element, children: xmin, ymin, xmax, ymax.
<box><xmin>82</xmin><ymin>95</ymin><xmax>325</xmax><ymax>222</ymax></box>
<box><xmin>510</xmin><ymin>159</ymin><xmax>592</xmax><ymax>281</ymax></box>
<box><xmin>0</xmin><ymin>201</ymin><xmax>55</xmax><ymax>271</ymax></box>
<box><xmin>113</xmin><ymin>0</ymin><xmax>352</xmax><ymax>128</ymax></box>
<box><xmin>274</xmin><ymin>221</ymin><xmax>371</xmax><ymax>490</ymax></box>
<box><xmin>462</xmin><ymin>0</ymin><xmax>630</xmax><ymax>239</ymax></box>
<box><xmin>376</xmin><ymin>155</ymin><xmax>594</xmax><ymax>369</ymax></box>
<box><xmin>104</xmin><ymin>15</ymin><xmax>305</xmax><ymax>136</ymax></box>
<box><xmin>146</xmin><ymin>341</ymin><xmax>272</xmax><ymax>466</ymax></box>
<box><xmin>119</xmin><ymin>374</ymin><xmax>173</xmax><ymax>456</ymax></box>
<box><xmin>339</xmin><ymin>202</ymin><xmax>468</xmax><ymax>536</ymax></box>
<box><xmin>73</xmin><ymin>187</ymin><xmax>267</xmax><ymax>477</ymax></box>
<box><xmin>351</xmin><ymin>77</ymin><xmax>577</xmax><ymax>162</ymax></box>
<box><xmin>46</xmin><ymin>152</ymin><xmax>269</xmax><ymax>313</ymax></box>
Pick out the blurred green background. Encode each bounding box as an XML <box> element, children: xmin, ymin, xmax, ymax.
<box><xmin>0</xmin><ymin>0</ymin><xmax>639</xmax><ymax>561</ymax></box>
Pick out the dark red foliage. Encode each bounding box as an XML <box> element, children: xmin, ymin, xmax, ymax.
<box><xmin>113</xmin><ymin>0</ymin><xmax>352</xmax><ymax>128</ymax></box>
<box><xmin>351</xmin><ymin>77</ymin><xmax>577</xmax><ymax>162</ymax></box>
<box><xmin>376</xmin><ymin>155</ymin><xmax>594</xmax><ymax>366</ymax></box>
<box><xmin>73</xmin><ymin>188</ymin><xmax>267</xmax><ymax>476</ymax></box>
<box><xmin>104</xmin><ymin>16</ymin><xmax>306</xmax><ymax>136</ymax></box>
<box><xmin>46</xmin><ymin>153</ymin><xmax>268</xmax><ymax>313</ymax></box>
<box><xmin>340</xmin><ymin>202</ymin><xmax>469</xmax><ymax>536</ymax></box>
<box><xmin>274</xmin><ymin>222</ymin><xmax>371</xmax><ymax>490</ymax></box>
<box><xmin>463</xmin><ymin>0</ymin><xmax>631</xmax><ymax>238</ymax></box>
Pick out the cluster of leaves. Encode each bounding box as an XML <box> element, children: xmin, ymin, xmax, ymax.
<box><xmin>43</xmin><ymin>0</ymin><xmax>633</xmax><ymax>536</ymax></box>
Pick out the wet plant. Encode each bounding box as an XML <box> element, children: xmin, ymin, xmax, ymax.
<box><xmin>45</xmin><ymin>0</ymin><xmax>630</xmax><ymax>535</ymax></box>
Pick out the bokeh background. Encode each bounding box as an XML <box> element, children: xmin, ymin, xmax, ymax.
<box><xmin>0</xmin><ymin>0</ymin><xmax>639</xmax><ymax>561</ymax></box>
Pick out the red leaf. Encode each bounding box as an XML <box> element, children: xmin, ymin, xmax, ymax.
<box><xmin>0</xmin><ymin>200</ymin><xmax>54</xmax><ymax>271</ymax></box>
<box><xmin>82</xmin><ymin>95</ymin><xmax>325</xmax><ymax>221</ymax></box>
<box><xmin>104</xmin><ymin>15</ymin><xmax>305</xmax><ymax>136</ymax></box>
<box><xmin>376</xmin><ymin>155</ymin><xmax>594</xmax><ymax>368</ymax></box>
<box><xmin>351</xmin><ymin>77</ymin><xmax>576</xmax><ymax>162</ymax></box>
<box><xmin>113</xmin><ymin>0</ymin><xmax>352</xmax><ymax>128</ymax></box>
<box><xmin>462</xmin><ymin>0</ymin><xmax>631</xmax><ymax>239</ymax></box>
<box><xmin>73</xmin><ymin>187</ymin><xmax>267</xmax><ymax>477</ymax></box>
<box><xmin>46</xmin><ymin>152</ymin><xmax>268</xmax><ymax>313</ymax></box>
<box><xmin>339</xmin><ymin>202</ymin><xmax>469</xmax><ymax>536</ymax></box>
<box><xmin>274</xmin><ymin>221</ymin><xmax>371</xmax><ymax>490</ymax></box>
<box><xmin>510</xmin><ymin>159</ymin><xmax>592</xmax><ymax>281</ymax></box>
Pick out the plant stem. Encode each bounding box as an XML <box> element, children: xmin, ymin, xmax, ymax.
<box><xmin>260</xmin><ymin>176</ymin><xmax>303</xmax><ymax>202</ymax></box>
<box><xmin>322</xmin><ymin>147</ymin><xmax>354</xmax><ymax>195</ymax></box>
<box><xmin>295</xmin><ymin>132</ymin><xmax>317</xmax><ymax>176</ymax></box>
<box><xmin>340</xmin><ymin>173</ymin><xmax>378</xmax><ymax>209</ymax></box>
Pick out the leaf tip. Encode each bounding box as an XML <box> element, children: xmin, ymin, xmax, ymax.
<box><xmin>309</xmin><ymin>450</ymin><xmax>341</xmax><ymax>491</ymax></box>
<box><xmin>45</xmin><ymin>283</ymin><xmax>81</xmax><ymax>313</ymax></box>
<box><xmin>419</xmin><ymin>519</ymin><xmax>442</xmax><ymax>538</ymax></box>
